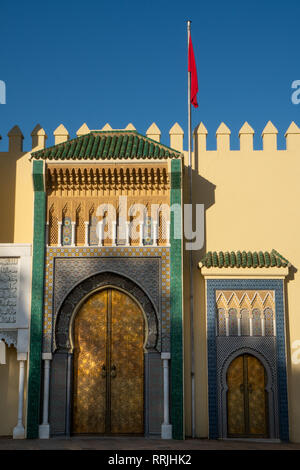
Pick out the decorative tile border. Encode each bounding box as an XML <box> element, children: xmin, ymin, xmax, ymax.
<box><xmin>27</xmin><ymin>160</ymin><xmax>46</xmax><ymax>439</ymax></box>
<box><xmin>206</xmin><ymin>279</ymin><xmax>289</xmax><ymax>441</ymax></box>
<box><xmin>170</xmin><ymin>158</ymin><xmax>184</xmax><ymax>440</ymax></box>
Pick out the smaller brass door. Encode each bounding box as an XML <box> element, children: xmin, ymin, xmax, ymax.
<box><xmin>227</xmin><ymin>354</ymin><xmax>268</xmax><ymax>438</ymax></box>
<box><xmin>72</xmin><ymin>288</ymin><xmax>144</xmax><ymax>435</ymax></box>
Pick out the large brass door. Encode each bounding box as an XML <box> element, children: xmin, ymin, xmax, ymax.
<box><xmin>72</xmin><ymin>288</ymin><xmax>144</xmax><ymax>434</ymax></box>
<box><xmin>227</xmin><ymin>354</ymin><xmax>268</xmax><ymax>438</ymax></box>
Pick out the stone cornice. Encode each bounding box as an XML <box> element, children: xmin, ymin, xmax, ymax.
<box><xmin>199</xmin><ymin>265</ymin><xmax>289</xmax><ymax>279</ymax></box>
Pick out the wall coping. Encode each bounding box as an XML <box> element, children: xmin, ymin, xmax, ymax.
<box><xmin>199</xmin><ymin>265</ymin><xmax>289</xmax><ymax>279</ymax></box>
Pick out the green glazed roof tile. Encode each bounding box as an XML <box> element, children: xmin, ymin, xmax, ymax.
<box><xmin>90</xmin><ymin>135</ymin><xmax>100</xmax><ymax>158</ymax></box>
<box><xmin>119</xmin><ymin>134</ymin><xmax>128</xmax><ymax>158</ymax></box>
<box><xmin>31</xmin><ymin>130</ymin><xmax>181</xmax><ymax>161</ymax></box>
<box><xmin>125</xmin><ymin>134</ymin><xmax>134</xmax><ymax>159</ymax></box>
<box><xmin>143</xmin><ymin>140</ymin><xmax>149</xmax><ymax>157</ymax></box>
<box><xmin>97</xmin><ymin>136</ymin><xmax>106</xmax><ymax>158</ymax></box>
<box><xmin>79</xmin><ymin>135</ymin><xmax>89</xmax><ymax>159</ymax></box>
<box><xmin>137</xmin><ymin>138</ymin><xmax>144</xmax><ymax>158</ymax></box>
<box><xmin>199</xmin><ymin>249</ymin><xmax>291</xmax><ymax>268</ymax></box>
<box><xmin>85</xmin><ymin>135</ymin><xmax>95</xmax><ymax>158</ymax></box>
<box><xmin>114</xmin><ymin>135</ymin><xmax>122</xmax><ymax>158</ymax></box>
<box><xmin>102</xmin><ymin>135</ymin><xmax>111</xmax><ymax>159</ymax></box>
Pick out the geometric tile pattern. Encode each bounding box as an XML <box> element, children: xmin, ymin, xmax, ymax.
<box><xmin>43</xmin><ymin>246</ymin><xmax>171</xmax><ymax>353</ymax></box>
<box><xmin>206</xmin><ymin>279</ymin><xmax>289</xmax><ymax>441</ymax></box>
<box><xmin>216</xmin><ymin>290</ymin><xmax>275</xmax><ymax>337</ymax></box>
<box><xmin>62</xmin><ymin>217</ymin><xmax>72</xmax><ymax>246</ymax></box>
<box><xmin>216</xmin><ymin>290</ymin><xmax>275</xmax><ymax>309</ymax></box>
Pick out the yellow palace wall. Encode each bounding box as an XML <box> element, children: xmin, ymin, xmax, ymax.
<box><xmin>1</xmin><ymin>121</ymin><xmax>300</xmax><ymax>441</ymax></box>
<box><xmin>0</xmin><ymin>128</ymin><xmax>34</xmax><ymax>244</ymax></box>
<box><xmin>0</xmin><ymin>345</ymin><xmax>27</xmax><ymax>436</ymax></box>
<box><xmin>182</xmin><ymin>121</ymin><xmax>300</xmax><ymax>442</ymax></box>
<box><xmin>0</xmin><ymin>127</ymin><xmax>35</xmax><ymax>436</ymax></box>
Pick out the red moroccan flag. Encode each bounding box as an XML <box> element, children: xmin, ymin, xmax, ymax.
<box><xmin>188</xmin><ymin>35</ymin><xmax>198</xmax><ymax>108</ymax></box>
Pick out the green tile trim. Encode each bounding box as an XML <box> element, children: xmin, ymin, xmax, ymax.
<box><xmin>200</xmin><ymin>249</ymin><xmax>291</xmax><ymax>269</ymax></box>
<box><xmin>170</xmin><ymin>158</ymin><xmax>184</xmax><ymax>439</ymax></box>
<box><xmin>32</xmin><ymin>160</ymin><xmax>44</xmax><ymax>192</ymax></box>
<box><xmin>26</xmin><ymin>160</ymin><xmax>46</xmax><ymax>438</ymax></box>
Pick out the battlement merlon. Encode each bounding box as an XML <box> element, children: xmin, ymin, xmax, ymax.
<box><xmin>192</xmin><ymin>120</ymin><xmax>300</xmax><ymax>155</ymax></box>
<box><xmin>0</xmin><ymin>121</ymin><xmax>299</xmax><ymax>157</ymax></box>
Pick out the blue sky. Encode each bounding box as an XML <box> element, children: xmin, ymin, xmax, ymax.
<box><xmin>0</xmin><ymin>0</ymin><xmax>299</xmax><ymax>150</ymax></box>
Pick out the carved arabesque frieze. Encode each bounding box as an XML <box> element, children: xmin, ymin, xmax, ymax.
<box><xmin>46</xmin><ymin>164</ymin><xmax>170</xmax><ymax>196</ymax></box>
<box><xmin>46</xmin><ymin>164</ymin><xmax>171</xmax><ymax>246</ymax></box>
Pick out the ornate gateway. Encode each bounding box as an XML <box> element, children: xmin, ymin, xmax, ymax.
<box><xmin>27</xmin><ymin>130</ymin><xmax>184</xmax><ymax>440</ymax></box>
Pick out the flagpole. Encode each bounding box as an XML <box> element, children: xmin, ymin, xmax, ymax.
<box><xmin>187</xmin><ymin>19</ymin><xmax>196</xmax><ymax>439</ymax></box>
<box><xmin>188</xmin><ymin>20</ymin><xmax>192</xmax><ymax>168</ymax></box>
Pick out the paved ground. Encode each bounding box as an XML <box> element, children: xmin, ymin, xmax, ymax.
<box><xmin>0</xmin><ymin>436</ymin><xmax>299</xmax><ymax>450</ymax></box>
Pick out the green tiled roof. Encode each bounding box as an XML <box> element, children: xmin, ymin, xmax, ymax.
<box><xmin>31</xmin><ymin>130</ymin><xmax>182</xmax><ymax>161</ymax></box>
<box><xmin>199</xmin><ymin>249</ymin><xmax>290</xmax><ymax>268</ymax></box>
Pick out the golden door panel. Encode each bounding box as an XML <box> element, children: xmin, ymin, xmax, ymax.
<box><xmin>72</xmin><ymin>288</ymin><xmax>144</xmax><ymax>435</ymax></box>
<box><xmin>110</xmin><ymin>289</ymin><xmax>144</xmax><ymax>434</ymax></box>
<box><xmin>73</xmin><ymin>290</ymin><xmax>107</xmax><ymax>434</ymax></box>
<box><xmin>227</xmin><ymin>355</ymin><xmax>245</xmax><ymax>436</ymax></box>
<box><xmin>227</xmin><ymin>354</ymin><xmax>268</xmax><ymax>438</ymax></box>
<box><xmin>247</xmin><ymin>355</ymin><xmax>268</xmax><ymax>436</ymax></box>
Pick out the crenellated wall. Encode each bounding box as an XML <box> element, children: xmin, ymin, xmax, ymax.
<box><xmin>1</xmin><ymin>118</ymin><xmax>300</xmax><ymax>441</ymax></box>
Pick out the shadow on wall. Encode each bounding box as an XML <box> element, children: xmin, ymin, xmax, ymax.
<box><xmin>0</xmin><ymin>344</ymin><xmax>19</xmax><ymax>436</ymax></box>
<box><xmin>182</xmin><ymin>157</ymin><xmax>216</xmax><ymax>437</ymax></box>
<box><xmin>284</xmin><ymin>265</ymin><xmax>298</xmax><ymax>441</ymax></box>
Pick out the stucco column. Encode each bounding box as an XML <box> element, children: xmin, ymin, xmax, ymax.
<box><xmin>13</xmin><ymin>353</ymin><xmax>27</xmax><ymax>439</ymax></box>
<box><xmin>71</xmin><ymin>221</ymin><xmax>76</xmax><ymax>246</ymax></box>
<box><xmin>261</xmin><ymin>314</ymin><xmax>266</xmax><ymax>337</ymax></box>
<box><xmin>45</xmin><ymin>222</ymin><xmax>49</xmax><ymax>246</ymax></box>
<box><xmin>39</xmin><ymin>354</ymin><xmax>52</xmax><ymax>439</ymax></box>
<box><xmin>166</xmin><ymin>221</ymin><xmax>171</xmax><ymax>246</ymax></box>
<box><xmin>249</xmin><ymin>313</ymin><xmax>253</xmax><ymax>336</ymax></box>
<box><xmin>139</xmin><ymin>223</ymin><xmax>144</xmax><ymax>246</ymax></box>
<box><xmin>152</xmin><ymin>221</ymin><xmax>158</xmax><ymax>246</ymax></box>
<box><xmin>225</xmin><ymin>313</ymin><xmax>229</xmax><ymax>336</ymax></box>
<box><xmin>57</xmin><ymin>221</ymin><xmax>62</xmax><ymax>247</ymax></box>
<box><xmin>84</xmin><ymin>221</ymin><xmax>89</xmax><ymax>246</ymax></box>
<box><xmin>237</xmin><ymin>313</ymin><xmax>241</xmax><ymax>336</ymax></box>
<box><xmin>161</xmin><ymin>352</ymin><xmax>172</xmax><ymax>439</ymax></box>
<box><xmin>112</xmin><ymin>221</ymin><xmax>117</xmax><ymax>246</ymax></box>
<box><xmin>97</xmin><ymin>222</ymin><xmax>103</xmax><ymax>246</ymax></box>
<box><xmin>125</xmin><ymin>221</ymin><xmax>130</xmax><ymax>246</ymax></box>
